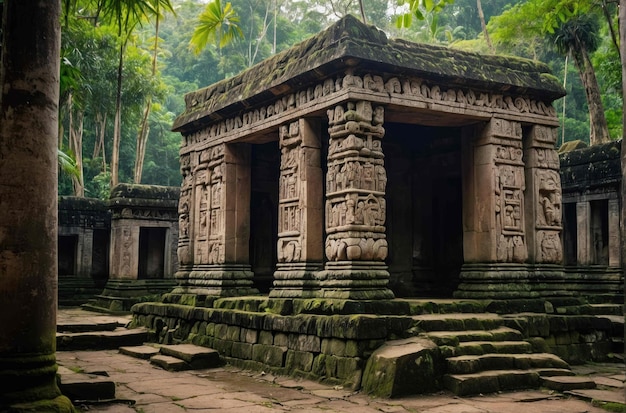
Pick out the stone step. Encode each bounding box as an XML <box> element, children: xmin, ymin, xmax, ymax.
<box><xmin>150</xmin><ymin>354</ymin><xmax>191</xmax><ymax>371</ymax></box>
<box><xmin>443</xmin><ymin>369</ymin><xmax>542</xmax><ymax>396</ymax></box>
<box><xmin>56</xmin><ymin>366</ymin><xmax>116</xmax><ymax>402</ymax></box>
<box><xmin>442</xmin><ymin>340</ymin><xmax>534</xmax><ymax>357</ymax></box>
<box><xmin>411</xmin><ymin>313</ymin><xmax>504</xmax><ymax>332</ymax></box>
<box><xmin>425</xmin><ymin>326</ymin><xmax>523</xmax><ymax>346</ymax></box>
<box><xmin>541</xmin><ymin>375</ymin><xmax>597</xmax><ymax>391</ymax></box>
<box><xmin>405</xmin><ymin>299</ymin><xmax>488</xmax><ymax>315</ymax></box>
<box><xmin>159</xmin><ymin>344</ymin><xmax>220</xmax><ymax>369</ymax></box>
<box><xmin>588</xmin><ymin>304</ymin><xmax>623</xmax><ymax>316</ymax></box>
<box><xmin>57</xmin><ymin>327</ymin><xmax>149</xmax><ymax>350</ymax></box>
<box><xmin>446</xmin><ymin>353</ymin><xmax>570</xmax><ymax>375</ymax></box>
<box><xmin>57</xmin><ymin>320</ymin><xmax>121</xmax><ymax>333</ymax></box>
<box><xmin>119</xmin><ymin>345</ymin><xmax>161</xmax><ymax>360</ymax></box>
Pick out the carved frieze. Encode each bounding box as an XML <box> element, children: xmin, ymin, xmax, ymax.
<box><xmin>325</xmin><ymin>101</ymin><xmax>388</xmax><ymax>262</ymax></box>
<box><xmin>181</xmin><ymin>71</ymin><xmax>558</xmax><ymax>150</ymax></box>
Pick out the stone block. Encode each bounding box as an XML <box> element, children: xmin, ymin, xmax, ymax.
<box><xmin>286</xmin><ymin>349</ymin><xmax>314</xmax><ymax>372</ymax></box>
<box><xmin>226</xmin><ymin>325</ymin><xmax>240</xmax><ymax>341</ymax></box>
<box><xmin>361</xmin><ymin>337</ymin><xmax>441</xmax><ymax>398</ymax></box>
<box><xmin>252</xmin><ymin>344</ymin><xmax>287</xmax><ymax>367</ymax></box>
<box><xmin>231</xmin><ymin>342</ymin><xmax>253</xmax><ymax>360</ymax></box>
<box><xmin>212</xmin><ymin>339</ymin><xmax>233</xmax><ymax>357</ymax></box>
<box><xmin>321</xmin><ymin>338</ymin><xmax>346</xmax><ymax>356</ymax></box>
<box><xmin>258</xmin><ymin>330</ymin><xmax>273</xmax><ymax>345</ymax></box>
<box><xmin>241</xmin><ymin>328</ymin><xmax>258</xmax><ymax>344</ymax></box>
<box><xmin>288</xmin><ymin>334</ymin><xmax>321</xmax><ymax>352</ymax></box>
<box><xmin>274</xmin><ymin>333</ymin><xmax>289</xmax><ymax>347</ymax></box>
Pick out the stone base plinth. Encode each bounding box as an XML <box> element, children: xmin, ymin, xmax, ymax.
<box><xmin>172</xmin><ymin>265</ymin><xmax>259</xmax><ymax>297</ymax></box>
<box><xmin>454</xmin><ymin>263</ymin><xmax>569</xmax><ymax>299</ymax></box>
<box><xmin>317</xmin><ymin>262</ymin><xmax>394</xmax><ymax>300</ymax></box>
<box><xmin>561</xmin><ymin>266</ymin><xmax>624</xmax><ymax>304</ymax></box>
<box><xmin>83</xmin><ymin>279</ymin><xmax>177</xmax><ymax>313</ymax></box>
<box><xmin>270</xmin><ymin>263</ymin><xmax>322</xmax><ymax>298</ymax></box>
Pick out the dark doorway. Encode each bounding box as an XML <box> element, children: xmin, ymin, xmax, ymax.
<box><xmin>92</xmin><ymin>228</ymin><xmax>109</xmax><ymax>286</ymax></box>
<box><xmin>138</xmin><ymin>227</ymin><xmax>167</xmax><ymax>279</ymax></box>
<box><xmin>249</xmin><ymin>141</ymin><xmax>279</xmax><ymax>293</ymax></box>
<box><xmin>58</xmin><ymin>235</ymin><xmax>78</xmax><ymax>276</ymax></box>
<box><xmin>385</xmin><ymin>123</ymin><xmax>464</xmax><ymax>297</ymax></box>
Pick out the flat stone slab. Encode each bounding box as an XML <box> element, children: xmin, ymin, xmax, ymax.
<box><xmin>57</xmin><ymin>327</ymin><xmax>148</xmax><ymax>350</ymax></box>
<box><xmin>593</xmin><ymin>376</ymin><xmax>624</xmax><ymax>388</ymax></box>
<box><xmin>150</xmin><ymin>354</ymin><xmax>190</xmax><ymax>371</ymax></box>
<box><xmin>159</xmin><ymin>344</ymin><xmax>220</xmax><ymax>369</ymax></box>
<box><xmin>57</xmin><ymin>366</ymin><xmax>116</xmax><ymax>401</ymax></box>
<box><xmin>566</xmin><ymin>388</ymin><xmax>626</xmax><ymax>405</ymax></box>
<box><xmin>119</xmin><ymin>345</ymin><xmax>160</xmax><ymax>360</ymax></box>
<box><xmin>57</xmin><ymin>321</ymin><xmax>120</xmax><ymax>333</ymax></box>
<box><xmin>541</xmin><ymin>375</ymin><xmax>596</xmax><ymax>391</ymax></box>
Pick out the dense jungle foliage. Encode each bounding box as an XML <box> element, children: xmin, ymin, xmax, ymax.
<box><xmin>55</xmin><ymin>0</ymin><xmax>623</xmax><ymax>198</ymax></box>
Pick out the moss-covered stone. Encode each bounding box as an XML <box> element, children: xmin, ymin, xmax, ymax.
<box><xmin>173</xmin><ymin>15</ymin><xmax>564</xmax><ymax>134</ymax></box>
<box><xmin>361</xmin><ymin>337</ymin><xmax>442</xmax><ymax>398</ymax></box>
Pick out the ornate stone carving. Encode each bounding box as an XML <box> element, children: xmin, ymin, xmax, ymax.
<box><xmin>493</xmin><ymin>121</ymin><xmax>527</xmax><ymax>263</ymax></box>
<box><xmin>537</xmin><ymin>230</ymin><xmax>563</xmax><ymax>263</ymax></box>
<box><xmin>194</xmin><ymin>144</ymin><xmax>225</xmax><ymax>265</ymax></box>
<box><xmin>277</xmin><ymin>121</ymin><xmax>304</xmax><ymax>264</ymax></box>
<box><xmin>536</xmin><ymin>169</ymin><xmax>562</xmax><ymax>228</ymax></box>
<box><xmin>325</xmin><ymin>101</ymin><xmax>388</xmax><ymax>262</ymax></box>
<box><xmin>181</xmin><ymin>71</ymin><xmax>558</xmax><ymax>150</ymax></box>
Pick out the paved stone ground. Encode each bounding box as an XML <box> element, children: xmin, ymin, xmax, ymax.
<box><xmin>56</xmin><ymin>308</ymin><xmax>625</xmax><ymax>413</ymax></box>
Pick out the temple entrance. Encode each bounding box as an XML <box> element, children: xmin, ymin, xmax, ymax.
<box><xmin>249</xmin><ymin>141</ymin><xmax>280</xmax><ymax>293</ymax></box>
<box><xmin>385</xmin><ymin>123</ymin><xmax>464</xmax><ymax>297</ymax></box>
<box><xmin>58</xmin><ymin>234</ymin><xmax>78</xmax><ymax>276</ymax></box>
<box><xmin>138</xmin><ymin>227</ymin><xmax>167</xmax><ymax>279</ymax></box>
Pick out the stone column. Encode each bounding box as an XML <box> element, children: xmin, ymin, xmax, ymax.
<box><xmin>318</xmin><ymin>101</ymin><xmax>394</xmax><ymax>299</ymax></box>
<box><xmin>463</xmin><ymin>118</ymin><xmax>528</xmax><ymax>263</ymax></box>
<box><xmin>608</xmin><ymin>198</ymin><xmax>620</xmax><ymax>267</ymax></box>
<box><xmin>576</xmin><ymin>201</ymin><xmax>592</xmax><ymax>265</ymax></box>
<box><xmin>0</xmin><ymin>0</ymin><xmax>74</xmax><ymax>410</ymax></box>
<box><xmin>176</xmin><ymin>143</ymin><xmax>258</xmax><ymax>297</ymax></box>
<box><xmin>524</xmin><ymin>125</ymin><xmax>563</xmax><ymax>264</ymax></box>
<box><xmin>270</xmin><ymin>119</ymin><xmax>324</xmax><ymax>298</ymax></box>
<box><xmin>109</xmin><ymin>225</ymin><xmax>140</xmax><ymax>279</ymax></box>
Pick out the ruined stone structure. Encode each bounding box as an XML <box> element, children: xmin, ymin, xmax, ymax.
<box><xmin>86</xmin><ymin>184</ymin><xmax>180</xmax><ymax>311</ymax></box>
<box><xmin>58</xmin><ymin>197</ymin><xmax>110</xmax><ymax>305</ymax></box>
<box><xmin>560</xmin><ymin>141</ymin><xmax>623</xmax><ymax>302</ymax></box>
<box><xmin>168</xmin><ymin>15</ymin><xmax>568</xmax><ymax>301</ymax></box>
<box><xmin>131</xmin><ymin>16</ymin><xmax>622</xmax><ymax>396</ymax></box>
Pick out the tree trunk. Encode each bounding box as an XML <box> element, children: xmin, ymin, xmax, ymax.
<box><xmin>0</xmin><ymin>0</ymin><xmax>73</xmax><ymax>410</ymax></box>
<box><xmin>571</xmin><ymin>44</ymin><xmax>610</xmax><ymax>145</ymax></box>
<box><xmin>618</xmin><ymin>0</ymin><xmax>626</xmax><ymax>371</ymax></box>
<box><xmin>477</xmin><ymin>0</ymin><xmax>494</xmax><ymax>53</ymax></box>
<box><xmin>111</xmin><ymin>42</ymin><xmax>123</xmax><ymax>188</ymax></box>
<box><xmin>70</xmin><ymin>109</ymin><xmax>85</xmax><ymax>196</ymax></box>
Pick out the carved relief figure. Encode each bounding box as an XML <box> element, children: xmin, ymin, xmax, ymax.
<box><xmin>537</xmin><ymin>170</ymin><xmax>562</xmax><ymax>228</ymax></box>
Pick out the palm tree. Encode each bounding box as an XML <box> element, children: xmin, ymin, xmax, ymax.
<box><xmin>552</xmin><ymin>14</ymin><xmax>610</xmax><ymax>146</ymax></box>
<box><xmin>190</xmin><ymin>0</ymin><xmax>243</xmax><ymax>54</ymax></box>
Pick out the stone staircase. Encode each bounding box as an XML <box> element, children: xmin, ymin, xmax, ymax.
<box><xmin>119</xmin><ymin>343</ymin><xmax>221</xmax><ymax>371</ymax></box>
<box><xmin>412</xmin><ymin>312</ymin><xmax>575</xmax><ymax>396</ymax></box>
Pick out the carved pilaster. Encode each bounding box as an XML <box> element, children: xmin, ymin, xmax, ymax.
<box><xmin>173</xmin><ymin>143</ymin><xmax>257</xmax><ymax>297</ymax></box>
<box><xmin>271</xmin><ymin>119</ymin><xmax>323</xmax><ymax>297</ymax></box>
<box><xmin>464</xmin><ymin>118</ymin><xmax>527</xmax><ymax>263</ymax></box>
<box><xmin>318</xmin><ymin>101</ymin><xmax>394</xmax><ymax>299</ymax></box>
<box><xmin>524</xmin><ymin>125</ymin><xmax>563</xmax><ymax>264</ymax></box>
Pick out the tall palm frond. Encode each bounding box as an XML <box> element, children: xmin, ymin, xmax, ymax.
<box><xmin>190</xmin><ymin>0</ymin><xmax>243</xmax><ymax>54</ymax></box>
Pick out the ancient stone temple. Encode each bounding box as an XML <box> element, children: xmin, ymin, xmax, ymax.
<box><xmin>131</xmin><ymin>16</ymin><xmax>623</xmax><ymax>396</ymax></box>
<box><xmin>168</xmin><ymin>15</ymin><xmax>570</xmax><ymax>301</ymax></box>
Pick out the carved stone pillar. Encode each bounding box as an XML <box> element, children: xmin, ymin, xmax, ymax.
<box><xmin>270</xmin><ymin>119</ymin><xmax>324</xmax><ymax>297</ymax></box>
<box><xmin>524</xmin><ymin>125</ymin><xmax>563</xmax><ymax>264</ymax></box>
<box><xmin>174</xmin><ymin>143</ymin><xmax>258</xmax><ymax>297</ymax></box>
<box><xmin>463</xmin><ymin>118</ymin><xmax>528</xmax><ymax>263</ymax></box>
<box><xmin>607</xmin><ymin>198</ymin><xmax>621</xmax><ymax>267</ymax></box>
<box><xmin>576</xmin><ymin>201</ymin><xmax>592</xmax><ymax>265</ymax></box>
<box><xmin>318</xmin><ymin>101</ymin><xmax>394</xmax><ymax>299</ymax></box>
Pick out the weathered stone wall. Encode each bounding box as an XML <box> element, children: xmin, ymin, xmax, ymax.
<box><xmin>132</xmin><ymin>299</ymin><xmax>413</xmax><ymax>388</ymax></box>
